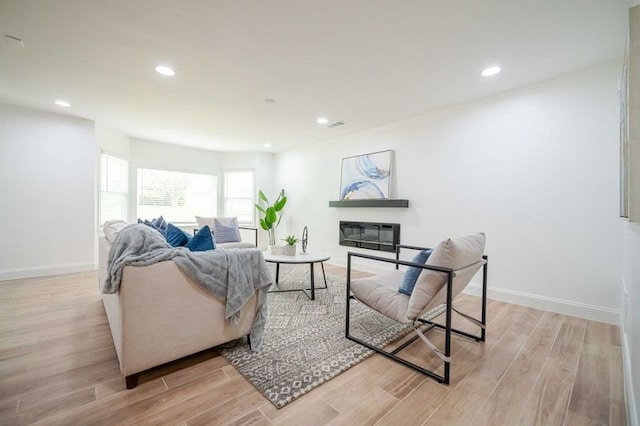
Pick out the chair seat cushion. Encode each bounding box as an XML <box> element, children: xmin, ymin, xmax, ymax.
<box><xmin>350</xmin><ymin>270</ymin><xmax>412</xmax><ymax>323</ymax></box>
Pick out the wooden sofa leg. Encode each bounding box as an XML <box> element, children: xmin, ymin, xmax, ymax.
<box><xmin>125</xmin><ymin>374</ymin><xmax>139</xmax><ymax>389</ymax></box>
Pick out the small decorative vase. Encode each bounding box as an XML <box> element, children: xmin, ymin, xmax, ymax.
<box><xmin>283</xmin><ymin>245</ymin><xmax>296</xmax><ymax>256</ymax></box>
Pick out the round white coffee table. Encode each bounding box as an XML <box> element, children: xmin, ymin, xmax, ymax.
<box><xmin>262</xmin><ymin>251</ymin><xmax>330</xmax><ymax>300</ymax></box>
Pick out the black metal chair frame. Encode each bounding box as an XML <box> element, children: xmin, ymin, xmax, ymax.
<box><xmin>345</xmin><ymin>244</ymin><xmax>488</xmax><ymax>384</ymax></box>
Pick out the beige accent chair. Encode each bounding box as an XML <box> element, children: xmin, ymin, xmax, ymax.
<box><xmin>346</xmin><ymin>233</ymin><xmax>488</xmax><ymax>384</ymax></box>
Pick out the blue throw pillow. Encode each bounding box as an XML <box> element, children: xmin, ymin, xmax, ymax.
<box><xmin>185</xmin><ymin>225</ymin><xmax>216</xmax><ymax>251</ymax></box>
<box><xmin>165</xmin><ymin>223</ymin><xmax>191</xmax><ymax>247</ymax></box>
<box><xmin>398</xmin><ymin>249</ymin><xmax>433</xmax><ymax>296</ymax></box>
<box><xmin>150</xmin><ymin>216</ymin><xmax>168</xmax><ymax>236</ymax></box>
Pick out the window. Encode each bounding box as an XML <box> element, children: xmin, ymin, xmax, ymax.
<box><xmin>223</xmin><ymin>171</ymin><xmax>254</xmax><ymax>225</ymax></box>
<box><xmin>100</xmin><ymin>153</ymin><xmax>129</xmax><ymax>225</ymax></box>
<box><xmin>137</xmin><ymin>168</ymin><xmax>217</xmax><ymax>223</ymax></box>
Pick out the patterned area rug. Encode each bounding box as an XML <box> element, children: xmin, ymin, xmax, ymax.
<box><xmin>220</xmin><ymin>265</ymin><xmax>443</xmax><ymax>409</ymax></box>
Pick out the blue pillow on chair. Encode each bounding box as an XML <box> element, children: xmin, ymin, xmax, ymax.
<box><xmin>165</xmin><ymin>223</ymin><xmax>191</xmax><ymax>247</ymax></box>
<box><xmin>398</xmin><ymin>249</ymin><xmax>433</xmax><ymax>296</ymax></box>
<box><xmin>185</xmin><ymin>225</ymin><xmax>216</xmax><ymax>251</ymax></box>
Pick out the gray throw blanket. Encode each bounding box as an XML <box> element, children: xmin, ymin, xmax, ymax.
<box><xmin>103</xmin><ymin>224</ymin><xmax>272</xmax><ymax>351</ymax></box>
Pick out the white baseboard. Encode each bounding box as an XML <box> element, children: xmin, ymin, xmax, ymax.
<box><xmin>0</xmin><ymin>262</ymin><xmax>97</xmax><ymax>281</ymax></box>
<box><xmin>622</xmin><ymin>329</ymin><xmax>639</xmax><ymax>426</ymax></box>
<box><xmin>329</xmin><ymin>258</ymin><xmax>620</xmax><ymax>325</ymax></box>
<box><xmin>464</xmin><ymin>283</ymin><xmax>620</xmax><ymax>325</ymax></box>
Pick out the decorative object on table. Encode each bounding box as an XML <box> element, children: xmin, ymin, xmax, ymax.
<box><xmin>301</xmin><ymin>226</ymin><xmax>308</xmax><ymax>253</ymax></box>
<box><xmin>255</xmin><ymin>189</ymin><xmax>287</xmax><ymax>246</ymax></box>
<box><xmin>339</xmin><ymin>150</ymin><xmax>393</xmax><ymax>200</ymax></box>
<box><xmin>282</xmin><ymin>235</ymin><xmax>298</xmax><ymax>256</ymax></box>
<box><xmin>270</xmin><ymin>245</ymin><xmax>285</xmax><ymax>255</ymax></box>
<box><xmin>220</xmin><ymin>267</ymin><xmax>446</xmax><ymax>409</ymax></box>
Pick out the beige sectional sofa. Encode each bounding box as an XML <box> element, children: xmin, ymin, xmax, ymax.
<box><xmin>98</xmin><ymin>221</ymin><xmax>265</xmax><ymax>389</ymax></box>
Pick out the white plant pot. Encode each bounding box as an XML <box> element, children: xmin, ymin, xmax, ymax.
<box><xmin>270</xmin><ymin>245</ymin><xmax>285</xmax><ymax>255</ymax></box>
<box><xmin>283</xmin><ymin>245</ymin><xmax>297</xmax><ymax>256</ymax></box>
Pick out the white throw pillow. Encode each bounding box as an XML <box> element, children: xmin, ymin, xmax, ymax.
<box><xmin>195</xmin><ymin>215</ymin><xmax>216</xmax><ymax>231</ymax></box>
<box><xmin>103</xmin><ymin>220</ymin><xmax>129</xmax><ymax>243</ymax></box>
<box><xmin>213</xmin><ymin>217</ymin><xmax>241</xmax><ymax>243</ymax></box>
<box><xmin>195</xmin><ymin>216</ymin><xmax>242</xmax><ymax>243</ymax></box>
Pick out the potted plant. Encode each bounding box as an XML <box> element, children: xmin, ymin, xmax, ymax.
<box><xmin>255</xmin><ymin>189</ymin><xmax>287</xmax><ymax>248</ymax></box>
<box><xmin>282</xmin><ymin>235</ymin><xmax>299</xmax><ymax>256</ymax></box>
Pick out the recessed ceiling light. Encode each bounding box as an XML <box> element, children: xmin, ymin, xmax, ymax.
<box><xmin>316</xmin><ymin>117</ymin><xmax>328</xmax><ymax>124</ymax></box>
<box><xmin>264</xmin><ymin>98</ymin><xmax>275</xmax><ymax>104</ymax></box>
<box><xmin>263</xmin><ymin>143</ymin><xmax>272</xmax><ymax>148</ymax></box>
<box><xmin>55</xmin><ymin>100</ymin><xmax>71</xmax><ymax>107</ymax></box>
<box><xmin>481</xmin><ymin>66</ymin><xmax>501</xmax><ymax>77</ymax></box>
<box><xmin>155</xmin><ymin>65</ymin><xmax>175</xmax><ymax>76</ymax></box>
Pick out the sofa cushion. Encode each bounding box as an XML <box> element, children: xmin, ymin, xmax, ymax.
<box><xmin>185</xmin><ymin>225</ymin><xmax>216</xmax><ymax>251</ymax></box>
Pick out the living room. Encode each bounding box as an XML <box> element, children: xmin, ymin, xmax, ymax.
<box><xmin>1</xmin><ymin>1</ymin><xmax>639</xmax><ymax>425</ymax></box>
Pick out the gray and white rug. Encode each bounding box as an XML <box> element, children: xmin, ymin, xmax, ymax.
<box><xmin>220</xmin><ymin>265</ymin><xmax>442</xmax><ymax>408</ymax></box>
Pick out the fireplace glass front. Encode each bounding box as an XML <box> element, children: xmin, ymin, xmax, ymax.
<box><xmin>339</xmin><ymin>221</ymin><xmax>400</xmax><ymax>252</ymax></box>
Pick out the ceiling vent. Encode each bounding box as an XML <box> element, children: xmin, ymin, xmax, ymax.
<box><xmin>328</xmin><ymin>121</ymin><xmax>345</xmax><ymax>128</ymax></box>
<box><xmin>4</xmin><ymin>34</ymin><xmax>24</xmax><ymax>48</ymax></box>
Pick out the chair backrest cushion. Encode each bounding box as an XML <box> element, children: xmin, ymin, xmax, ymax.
<box><xmin>406</xmin><ymin>232</ymin><xmax>485</xmax><ymax>321</ymax></box>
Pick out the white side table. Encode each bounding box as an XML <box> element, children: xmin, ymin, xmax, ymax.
<box><xmin>262</xmin><ymin>251</ymin><xmax>330</xmax><ymax>300</ymax></box>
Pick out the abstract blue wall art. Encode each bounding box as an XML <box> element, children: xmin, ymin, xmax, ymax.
<box><xmin>340</xmin><ymin>150</ymin><xmax>392</xmax><ymax>200</ymax></box>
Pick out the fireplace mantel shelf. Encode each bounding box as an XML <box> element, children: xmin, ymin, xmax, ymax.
<box><xmin>329</xmin><ymin>199</ymin><xmax>409</xmax><ymax>208</ymax></box>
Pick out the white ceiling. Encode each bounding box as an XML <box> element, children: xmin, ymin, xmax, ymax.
<box><xmin>0</xmin><ymin>0</ymin><xmax>630</xmax><ymax>152</ymax></box>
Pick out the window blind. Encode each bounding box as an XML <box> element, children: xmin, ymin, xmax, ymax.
<box><xmin>100</xmin><ymin>153</ymin><xmax>129</xmax><ymax>226</ymax></box>
<box><xmin>223</xmin><ymin>171</ymin><xmax>254</xmax><ymax>225</ymax></box>
<box><xmin>137</xmin><ymin>168</ymin><xmax>217</xmax><ymax>223</ymax></box>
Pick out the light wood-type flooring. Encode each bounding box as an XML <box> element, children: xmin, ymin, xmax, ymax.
<box><xmin>0</xmin><ymin>265</ymin><xmax>627</xmax><ymax>425</ymax></box>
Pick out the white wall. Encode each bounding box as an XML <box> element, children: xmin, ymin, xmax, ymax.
<box><xmin>96</xmin><ymin>124</ymin><xmax>130</xmax><ymax>159</ymax></box>
<box><xmin>275</xmin><ymin>62</ymin><xmax>623</xmax><ymax>323</ymax></box>
<box><xmin>0</xmin><ymin>103</ymin><xmax>96</xmax><ymax>279</ymax></box>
